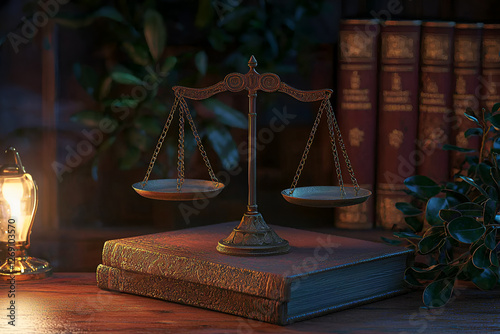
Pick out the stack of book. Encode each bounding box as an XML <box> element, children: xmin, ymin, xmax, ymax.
<box><xmin>335</xmin><ymin>20</ymin><xmax>500</xmax><ymax>230</ymax></box>
<box><xmin>97</xmin><ymin>222</ymin><xmax>412</xmax><ymax>325</ymax></box>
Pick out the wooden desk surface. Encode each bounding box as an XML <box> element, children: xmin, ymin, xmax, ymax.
<box><xmin>1</xmin><ymin>273</ymin><xmax>499</xmax><ymax>333</ymax></box>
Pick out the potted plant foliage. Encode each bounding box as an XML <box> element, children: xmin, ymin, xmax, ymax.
<box><xmin>390</xmin><ymin>103</ymin><xmax>500</xmax><ymax>307</ymax></box>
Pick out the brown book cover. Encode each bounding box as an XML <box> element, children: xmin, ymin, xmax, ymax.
<box><xmin>417</xmin><ymin>21</ymin><xmax>455</xmax><ymax>183</ymax></box>
<box><xmin>335</xmin><ymin>19</ymin><xmax>379</xmax><ymax>229</ymax></box>
<box><xmin>481</xmin><ymin>24</ymin><xmax>500</xmax><ymax>111</ymax></box>
<box><xmin>451</xmin><ymin>23</ymin><xmax>483</xmax><ymax>175</ymax></box>
<box><xmin>376</xmin><ymin>20</ymin><xmax>422</xmax><ymax>229</ymax></box>
<box><xmin>97</xmin><ymin>222</ymin><xmax>412</xmax><ymax>325</ymax></box>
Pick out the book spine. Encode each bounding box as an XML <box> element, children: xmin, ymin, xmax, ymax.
<box><xmin>101</xmin><ymin>240</ymin><xmax>288</xmax><ymax>301</ymax></box>
<box><xmin>417</xmin><ymin>21</ymin><xmax>455</xmax><ymax>183</ymax></box>
<box><xmin>376</xmin><ymin>20</ymin><xmax>422</xmax><ymax>229</ymax></box>
<box><xmin>451</xmin><ymin>23</ymin><xmax>483</xmax><ymax>175</ymax></box>
<box><xmin>481</xmin><ymin>24</ymin><xmax>500</xmax><ymax>112</ymax></box>
<box><xmin>96</xmin><ymin>264</ymin><xmax>285</xmax><ymax>325</ymax></box>
<box><xmin>335</xmin><ymin>19</ymin><xmax>379</xmax><ymax>229</ymax></box>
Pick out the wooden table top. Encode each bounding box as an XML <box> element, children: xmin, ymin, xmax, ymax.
<box><xmin>1</xmin><ymin>273</ymin><xmax>499</xmax><ymax>333</ymax></box>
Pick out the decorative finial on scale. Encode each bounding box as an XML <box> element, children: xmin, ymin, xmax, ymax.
<box><xmin>248</xmin><ymin>55</ymin><xmax>257</xmax><ymax>68</ymax></box>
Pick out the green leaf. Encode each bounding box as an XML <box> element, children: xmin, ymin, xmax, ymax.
<box><xmin>202</xmin><ymin>99</ymin><xmax>248</xmax><ymax>129</ymax></box>
<box><xmin>490</xmin><ymin>250</ymin><xmax>499</xmax><ymax>267</ymax></box>
<box><xmin>54</xmin><ymin>6</ymin><xmax>126</xmax><ymax>28</ymax></box>
<box><xmin>484</xmin><ymin>199</ymin><xmax>497</xmax><ymax>225</ymax></box>
<box><xmin>160</xmin><ymin>56</ymin><xmax>177</xmax><ymax>75</ymax></box>
<box><xmin>471</xmin><ymin>267</ymin><xmax>498</xmax><ymax>290</ymax></box>
<box><xmin>195</xmin><ymin>50</ymin><xmax>208</xmax><ymax>76</ymax></box>
<box><xmin>488</xmin><ymin>114</ymin><xmax>500</xmax><ymax>129</ymax></box>
<box><xmin>380</xmin><ymin>236</ymin><xmax>403</xmax><ymax>246</ymax></box>
<box><xmin>205</xmin><ymin>123</ymin><xmax>239</xmax><ymax>170</ymax></box>
<box><xmin>464</xmin><ymin>128</ymin><xmax>483</xmax><ymax>138</ymax></box>
<box><xmin>453</xmin><ymin>202</ymin><xmax>484</xmax><ymax>217</ymax></box>
<box><xmin>135</xmin><ymin>116</ymin><xmax>162</xmax><ymax>137</ymax></box>
<box><xmin>426</xmin><ymin>197</ymin><xmax>448</xmax><ymax>226</ymax></box>
<box><xmin>119</xmin><ymin>147</ymin><xmax>141</xmax><ymax>170</ymax></box>
<box><xmin>98</xmin><ymin>76</ymin><xmax>113</xmax><ymax>101</ymax></box>
<box><xmin>144</xmin><ymin>9</ymin><xmax>166</xmax><ymax>62</ymax></box>
<box><xmin>447</xmin><ymin>216</ymin><xmax>486</xmax><ymax>244</ymax></box>
<box><xmin>123</xmin><ymin>42</ymin><xmax>150</xmax><ymax>66</ymax></box>
<box><xmin>105</xmin><ymin>99</ymin><xmax>140</xmax><ymax>108</ymax></box>
<box><xmin>70</xmin><ymin>110</ymin><xmax>103</xmax><ymax>127</ymax></box>
<box><xmin>195</xmin><ymin>0</ymin><xmax>214</xmax><ymax>28</ymax></box>
<box><xmin>464</xmin><ymin>109</ymin><xmax>479</xmax><ymax>124</ymax></box>
<box><xmin>442</xmin><ymin>189</ymin><xmax>470</xmax><ymax>204</ymax></box>
<box><xmin>128</xmin><ymin>128</ymin><xmax>148</xmax><ymax>151</ymax></box>
<box><xmin>111</xmin><ymin>68</ymin><xmax>144</xmax><ymax>85</ymax></box>
<box><xmin>485</xmin><ymin>228</ymin><xmax>497</xmax><ymax>250</ymax></box>
<box><xmin>493</xmin><ymin>102</ymin><xmax>500</xmax><ymax>113</ymax></box>
<box><xmin>439</xmin><ymin>209</ymin><xmax>462</xmax><ymax>222</ymax></box>
<box><xmin>472</xmin><ymin>244</ymin><xmax>491</xmax><ymax>269</ymax></box>
<box><xmin>458</xmin><ymin>175</ymin><xmax>489</xmax><ymax>197</ymax></box>
<box><xmin>405</xmin><ymin>216</ymin><xmax>423</xmax><ymax>232</ymax></box>
<box><xmin>404</xmin><ymin>267</ymin><xmax>424</xmax><ymax>287</ymax></box>
<box><xmin>418</xmin><ymin>227</ymin><xmax>446</xmax><ymax>254</ymax></box>
<box><xmin>395</xmin><ymin>202</ymin><xmax>422</xmax><ymax>216</ymax></box>
<box><xmin>404</xmin><ymin>175</ymin><xmax>441</xmax><ymax>199</ymax></box>
<box><xmin>73</xmin><ymin>63</ymin><xmax>99</xmax><ymax>97</ymax></box>
<box><xmin>441</xmin><ymin>144</ymin><xmax>475</xmax><ymax>153</ymax></box>
<box><xmin>478</xmin><ymin>163</ymin><xmax>496</xmax><ymax>187</ymax></box>
<box><xmin>393</xmin><ymin>231</ymin><xmax>422</xmax><ymax>239</ymax></box>
<box><xmin>423</xmin><ymin>278</ymin><xmax>455</xmax><ymax>308</ymax></box>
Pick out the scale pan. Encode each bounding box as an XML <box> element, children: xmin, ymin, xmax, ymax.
<box><xmin>281</xmin><ymin>186</ymin><xmax>371</xmax><ymax>208</ymax></box>
<box><xmin>132</xmin><ymin>179</ymin><xmax>224</xmax><ymax>201</ymax></box>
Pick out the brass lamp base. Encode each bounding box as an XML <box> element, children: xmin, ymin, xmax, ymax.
<box><xmin>217</xmin><ymin>213</ymin><xmax>290</xmax><ymax>256</ymax></box>
<box><xmin>0</xmin><ymin>244</ymin><xmax>52</xmax><ymax>281</ymax></box>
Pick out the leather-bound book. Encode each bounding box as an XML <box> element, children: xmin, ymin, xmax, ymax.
<box><xmin>451</xmin><ymin>23</ymin><xmax>483</xmax><ymax>175</ymax></box>
<box><xmin>97</xmin><ymin>222</ymin><xmax>412</xmax><ymax>325</ymax></box>
<box><xmin>481</xmin><ymin>24</ymin><xmax>500</xmax><ymax>111</ymax></box>
<box><xmin>376</xmin><ymin>20</ymin><xmax>421</xmax><ymax>229</ymax></box>
<box><xmin>417</xmin><ymin>21</ymin><xmax>455</xmax><ymax>183</ymax></box>
<box><xmin>335</xmin><ymin>19</ymin><xmax>379</xmax><ymax>229</ymax></box>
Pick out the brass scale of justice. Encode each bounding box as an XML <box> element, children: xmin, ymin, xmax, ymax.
<box><xmin>132</xmin><ymin>56</ymin><xmax>371</xmax><ymax>256</ymax></box>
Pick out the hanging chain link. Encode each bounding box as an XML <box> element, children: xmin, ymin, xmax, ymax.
<box><xmin>178</xmin><ymin>96</ymin><xmax>220</xmax><ymax>187</ymax></box>
<box><xmin>141</xmin><ymin>97</ymin><xmax>179</xmax><ymax>188</ymax></box>
<box><xmin>326</xmin><ymin>99</ymin><xmax>346</xmax><ymax>198</ymax></box>
<box><xmin>177</xmin><ymin>101</ymin><xmax>185</xmax><ymax>191</ymax></box>
<box><xmin>327</xmin><ymin>99</ymin><xmax>360</xmax><ymax>195</ymax></box>
<box><xmin>289</xmin><ymin>98</ymin><xmax>328</xmax><ymax>194</ymax></box>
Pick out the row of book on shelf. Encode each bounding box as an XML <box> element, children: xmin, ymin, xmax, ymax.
<box><xmin>334</xmin><ymin>19</ymin><xmax>500</xmax><ymax>230</ymax></box>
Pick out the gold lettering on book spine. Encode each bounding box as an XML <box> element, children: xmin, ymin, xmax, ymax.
<box><xmin>422</xmin><ymin>34</ymin><xmax>450</xmax><ymax>62</ymax></box>
<box><xmin>349</xmin><ymin>127</ymin><xmax>364</xmax><ymax>147</ymax></box>
<box><xmin>382</xmin><ymin>34</ymin><xmax>414</xmax><ymax>59</ymax></box>
<box><xmin>483</xmin><ymin>38</ymin><xmax>500</xmax><ymax>63</ymax></box>
<box><xmin>455</xmin><ymin>37</ymin><xmax>480</xmax><ymax>63</ymax></box>
<box><xmin>340</xmin><ymin>31</ymin><xmax>374</xmax><ymax>61</ymax></box>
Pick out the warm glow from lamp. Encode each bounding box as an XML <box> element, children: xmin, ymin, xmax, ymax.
<box><xmin>0</xmin><ymin>147</ymin><xmax>51</xmax><ymax>280</ymax></box>
<box><xmin>3</xmin><ymin>179</ymin><xmax>24</xmax><ymax>225</ymax></box>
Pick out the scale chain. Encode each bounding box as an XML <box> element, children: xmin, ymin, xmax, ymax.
<box><xmin>177</xmin><ymin>101</ymin><xmax>186</xmax><ymax>191</ymax></box>
<box><xmin>326</xmin><ymin>99</ymin><xmax>346</xmax><ymax>199</ymax></box>
<box><xmin>289</xmin><ymin>98</ymin><xmax>326</xmax><ymax>195</ymax></box>
<box><xmin>327</xmin><ymin>99</ymin><xmax>360</xmax><ymax>195</ymax></box>
<box><xmin>141</xmin><ymin>96</ymin><xmax>179</xmax><ymax>188</ymax></box>
<box><xmin>178</xmin><ymin>96</ymin><xmax>220</xmax><ymax>187</ymax></box>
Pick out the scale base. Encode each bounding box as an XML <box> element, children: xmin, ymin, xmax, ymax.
<box><xmin>0</xmin><ymin>256</ymin><xmax>52</xmax><ymax>281</ymax></box>
<box><xmin>217</xmin><ymin>213</ymin><xmax>290</xmax><ymax>256</ymax></box>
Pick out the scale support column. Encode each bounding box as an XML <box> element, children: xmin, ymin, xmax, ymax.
<box><xmin>216</xmin><ymin>57</ymin><xmax>290</xmax><ymax>256</ymax></box>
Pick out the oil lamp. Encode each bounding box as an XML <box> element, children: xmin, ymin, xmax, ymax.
<box><xmin>0</xmin><ymin>147</ymin><xmax>52</xmax><ymax>280</ymax></box>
